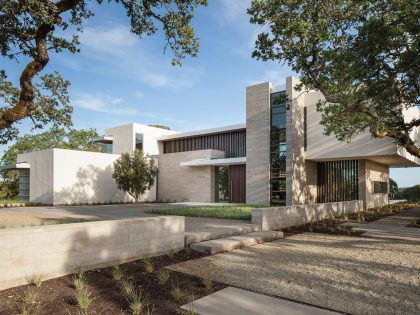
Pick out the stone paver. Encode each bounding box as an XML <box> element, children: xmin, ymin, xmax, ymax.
<box><xmin>168</xmin><ymin>233</ymin><xmax>420</xmax><ymax>315</ymax></box>
<box><xmin>344</xmin><ymin>206</ymin><xmax>420</xmax><ymax>242</ymax></box>
<box><xmin>0</xmin><ymin>203</ymin><xmax>249</xmax><ymax>232</ymax></box>
<box><xmin>182</xmin><ymin>287</ymin><xmax>340</xmax><ymax>315</ymax></box>
<box><xmin>190</xmin><ymin>231</ymin><xmax>284</xmax><ymax>254</ymax></box>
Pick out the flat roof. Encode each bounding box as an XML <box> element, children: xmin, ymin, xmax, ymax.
<box><xmin>91</xmin><ymin>135</ymin><xmax>114</xmax><ymax>144</ymax></box>
<box><xmin>0</xmin><ymin>162</ymin><xmax>30</xmax><ymax>171</ymax></box>
<box><xmin>158</xmin><ymin>123</ymin><xmax>246</xmax><ymax>141</ymax></box>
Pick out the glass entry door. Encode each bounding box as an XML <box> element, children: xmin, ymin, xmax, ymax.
<box><xmin>215</xmin><ymin>166</ymin><xmax>229</xmax><ymax>202</ymax></box>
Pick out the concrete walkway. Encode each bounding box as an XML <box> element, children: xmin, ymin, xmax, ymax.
<box><xmin>0</xmin><ymin>203</ymin><xmax>249</xmax><ymax>232</ymax></box>
<box><xmin>344</xmin><ymin>206</ymin><xmax>420</xmax><ymax>242</ymax></box>
<box><xmin>182</xmin><ymin>287</ymin><xmax>340</xmax><ymax>315</ymax></box>
<box><xmin>168</xmin><ymin>233</ymin><xmax>420</xmax><ymax>315</ymax></box>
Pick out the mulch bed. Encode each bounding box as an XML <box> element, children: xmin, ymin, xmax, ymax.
<box><xmin>0</xmin><ymin>250</ymin><xmax>226</xmax><ymax>315</ymax></box>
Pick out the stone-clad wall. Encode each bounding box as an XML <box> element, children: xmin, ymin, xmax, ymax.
<box><xmin>359</xmin><ymin>160</ymin><xmax>389</xmax><ymax>208</ymax></box>
<box><xmin>252</xmin><ymin>200</ymin><xmax>363</xmax><ymax>231</ymax></box>
<box><xmin>246</xmin><ymin>82</ymin><xmax>272</xmax><ymax>205</ymax></box>
<box><xmin>0</xmin><ymin>216</ymin><xmax>184</xmax><ymax>290</ymax></box>
<box><xmin>157</xmin><ymin>149</ymin><xmax>224</xmax><ymax>202</ymax></box>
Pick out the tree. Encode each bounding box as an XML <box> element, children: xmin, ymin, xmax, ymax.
<box><xmin>0</xmin><ymin>126</ymin><xmax>104</xmax><ymax>198</ymax></box>
<box><xmin>389</xmin><ymin>178</ymin><xmax>398</xmax><ymax>199</ymax></box>
<box><xmin>249</xmin><ymin>0</ymin><xmax>420</xmax><ymax>158</ymax></box>
<box><xmin>1</xmin><ymin>125</ymin><xmax>105</xmax><ymax>165</ymax></box>
<box><xmin>401</xmin><ymin>185</ymin><xmax>420</xmax><ymax>201</ymax></box>
<box><xmin>0</xmin><ymin>0</ymin><xmax>207</xmax><ymax>144</ymax></box>
<box><xmin>148</xmin><ymin>124</ymin><xmax>171</xmax><ymax>130</ymax></box>
<box><xmin>112</xmin><ymin>149</ymin><xmax>158</xmax><ymax>202</ymax></box>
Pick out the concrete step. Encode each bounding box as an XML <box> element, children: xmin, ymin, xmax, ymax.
<box><xmin>185</xmin><ymin>224</ymin><xmax>261</xmax><ymax>245</ymax></box>
<box><xmin>190</xmin><ymin>231</ymin><xmax>284</xmax><ymax>255</ymax></box>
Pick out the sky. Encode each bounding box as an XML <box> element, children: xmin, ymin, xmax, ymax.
<box><xmin>1</xmin><ymin>0</ymin><xmax>419</xmax><ymax>187</ymax></box>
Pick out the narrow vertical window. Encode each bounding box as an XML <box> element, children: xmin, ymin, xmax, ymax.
<box><xmin>303</xmin><ymin>106</ymin><xmax>307</xmax><ymax>151</ymax></box>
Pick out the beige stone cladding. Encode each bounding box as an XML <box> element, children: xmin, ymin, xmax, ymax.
<box><xmin>0</xmin><ymin>216</ymin><xmax>185</xmax><ymax>290</ymax></box>
<box><xmin>157</xmin><ymin>149</ymin><xmax>224</xmax><ymax>203</ymax></box>
<box><xmin>359</xmin><ymin>160</ymin><xmax>389</xmax><ymax>208</ymax></box>
<box><xmin>252</xmin><ymin>200</ymin><xmax>363</xmax><ymax>231</ymax></box>
<box><xmin>246</xmin><ymin>82</ymin><xmax>271</xmax><ymax>205</ymax></box>
<box><xmin>286</xmin><ymin>76</ymin><xmax>317</xmax><ymax>206</ymax></box>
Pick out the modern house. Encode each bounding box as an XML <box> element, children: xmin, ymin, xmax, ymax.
<box><xmin>3</xmin><ymin>76</ymin><xmax>419</xmax><ymax>208</ymax></box>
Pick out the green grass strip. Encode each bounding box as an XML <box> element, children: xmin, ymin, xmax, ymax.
<box><xmin>145</xmin><ymin>205</ymin><xmax>264</xmax><ymax>221</ymax></box>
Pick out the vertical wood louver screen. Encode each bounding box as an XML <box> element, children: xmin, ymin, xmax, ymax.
<box><xmin>163</xmin><ymin>129</ymin><xmax>246</xmax><ymax>158</ymax></box>
<box><xmin>317</xmin><ymin>160</ymin><xmax>359</xmax><ymax>203</ymax></box>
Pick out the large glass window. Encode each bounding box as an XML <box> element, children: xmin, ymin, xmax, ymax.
<box><xmin>215</xmin><ymin>166</ymin><xmax>229</xmax><ymax>202</ymax></box>
<box><xmin>270</xmin><ymin>91</ymin><xmax>287</xmax><ymax>206</ymax></box>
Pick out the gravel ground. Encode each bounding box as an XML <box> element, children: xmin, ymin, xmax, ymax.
<box><xmin>168</xmin><ymin>233</ymin><xmax>420</xmax><ymax>315</ymax></box>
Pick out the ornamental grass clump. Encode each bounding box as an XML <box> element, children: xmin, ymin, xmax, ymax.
<box><xmin>126</xmin><ymin>288</ymin><xmax>149</xmax><ymax>315</ymax></box>
<box><xmin>201</xmin><ymin>276</ymin><xmax>213</xmax><ymax>291</ymax></box>
<box><xmin>170</xmin><ymin>283</ymin><xmax>183</xmax><ymax>302</ymax></box>
<box><xmin>120</xmin><ymin>279</ymin><xmax>136</xmax><ymax>298</ymax></box>
<box><xmin>26</xmin><ymin>272</ymin><xmax>44</xmax><ymax>288</ymax></box>
<box><xmin>72</xmin><ymin>267</ymin><xmax>86</xmax><ymax>291</ymax></box>
<box><xmin>143</xmin><ymin>256</ymin><xmax>154</xmax><ymax>273</ymax></box>
<box><xmin>156</xmin><ymin>270</ymin><xmax>170</xmax><ymax>285</ymax></box>
<box><xmin>112</xmin><ymin>263</ymin><xmax>124</xmax><ymax>281</ymax></box>
<box><xmin>75</xmin><ymin>287</ymin><xmax>94</xmax><ymax>315</ymax></box>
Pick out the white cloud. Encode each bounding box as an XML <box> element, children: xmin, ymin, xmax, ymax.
<box><xmin>134</xmin><ymin>91</ymin><xmax>144</xmax><ymax>98</ymax></box>
<box><xmin>73</xmin><ymin>93</ymin><xmax>136</xmax><ymax>115</ymax></box>
<box><xmin>79</xmin><ymin>25</ymin><xmax>137</xmax><ymax>56</ymax></box>
<box><xmin>73</xmin><ymin>24</ymin><xmax>204</xmax><ymax>89</ymax></box>
<box><xmin>73</xmin><ymin>92</ymin><xmax>184</xmax><ymax>123</ymax></box>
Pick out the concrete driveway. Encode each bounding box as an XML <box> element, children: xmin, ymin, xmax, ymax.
<box><xmin>0</xmin><ymin>203</ymin><xmax>249</xmax><ymax>232</ymax></box>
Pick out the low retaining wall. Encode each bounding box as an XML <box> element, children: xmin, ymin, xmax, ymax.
<box><xmin>0</xmin><ymin>216</ymin><xmax>184</xmax><ymax>290</ymax></box>
<box><xmin>252</xmin><ymin>200</ymin><xmax>363</xmax><ymax>231</ymax></box>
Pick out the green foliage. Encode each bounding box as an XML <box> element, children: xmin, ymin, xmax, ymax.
<box><xmin>400</xmin><ymin>185</ymin><xmax>420</xmax><ymax>201</ymax></box>
<box><xmin>148</xmin><ymin>124</ymin><xmax>171</xmax><ymax>130</ymax></box>
<box><xmin>249</xmin><ymin>0</ymin><xmax>420</xmax><ymax>157</ymax></box>
<box><xmin>0</xmin><ymin>126</ymin><xmax>104</xmax><ymax>199</ymax></box>
<box><xmin>112</xmin><ymin>149</ymin><xmax>158</xmax><ymax>202</ymax></box>
<box><xmin>389</xmin><ymin>178</ymin><xmax>399</xmax><ymax>199</ymax></box>
<box><xmin>0</xmin><ymin>0</ymin><xmax>206</xmax><ymax>143</ymax></box>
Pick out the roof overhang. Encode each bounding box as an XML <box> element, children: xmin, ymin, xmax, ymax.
<box><xmin>0</xmin><ymin>162</ymin><xmax>30</xmax><ymax>171</ymax></box>
<box><xmin>158</xmin><ymin>124</ymin><xmax>246</xmax><ymax>141</ymax></box>
<box><xmin>91</xmin><ymin>135</ymin><xmax>113</xmax><ymax>144</ymax></box>
<box><xmin>180</xmin><ymin>157</ymin><xmax>246</xmax><ymax>167</ymax></box>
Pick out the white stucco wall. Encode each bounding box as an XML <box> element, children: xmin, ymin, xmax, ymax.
<box><xmin>304</xmin><ymin>91</ymin><xmax>398</xmax><ymax>160</ymax></box>
<box><xmin>52</xmin><ymin>149</ymin><xmax>133</xmax><ymax>205</ymax></box>
<box><xmin>105</xmin><ymin>123</ymin><xmax>177</xmax><ymax>155</ymax></box>
<box><xmin>18</xmin><ymin>148</ymin><xmax>158</xmax><ymax>205</ymax></box>
<box><xmin>17</xmin><ymin>150</ymin><xmax>54</xmax><ymax>205</ymax></box>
